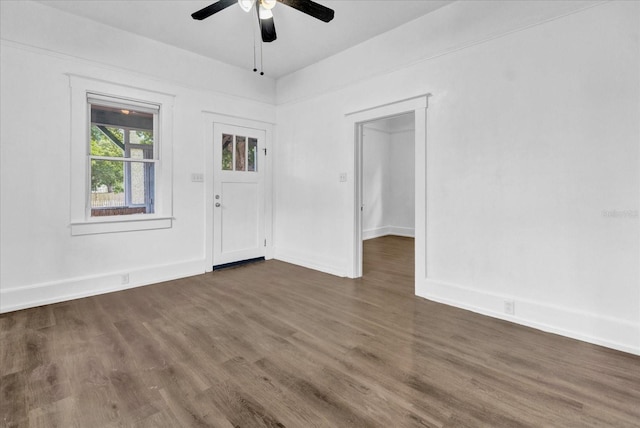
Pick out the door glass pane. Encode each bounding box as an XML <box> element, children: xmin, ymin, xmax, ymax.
<box><xmin>248</xmin><ymin>138</ymin><xmax>257</xmax><ymax>172</ymax></box>
<box><xmin>235</xmin><ymin>136</ymin><xmax>246</xmax><ymax>171</ymax></box>
<box><xmin>222</xmin><ymin>134</ymin><xmax>233</xmax><ymax>171</ymax></box>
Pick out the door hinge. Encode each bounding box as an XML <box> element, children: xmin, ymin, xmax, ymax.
<box><xmin>263</xmin><ymin>148</ymin><xmax>267</xmax><ymax>156</ymax></box>
<box><xmin>264</xmin><ymin>239</ymin><xmax>267</xmax><ymax>247</ymax></box>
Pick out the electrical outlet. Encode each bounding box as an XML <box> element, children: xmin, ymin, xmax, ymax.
<box><xmin>121</xmin><ymin>274</ymin><xmax>129</xmax><ymax>285</ymax></box>
<box><xmin>339</xmin><ymin>172</ymin><xmax>347</xmax><ymax>182</ymax></box>
<box><xmin>504</xmin><ymin>300</ymin><xmax>515</xmax><ymax>315</ymax></box>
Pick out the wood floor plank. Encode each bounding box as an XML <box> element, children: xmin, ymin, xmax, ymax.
<box><xmin>26</xmin><ymin>395</ymin><xmax>78</xmax><ymax>428</ymax></box>
<box><xmin>220</xmin><ymin>356</ymin><xmax>332</xmax><ymax>428</ymax></box>
<box><xmin>156</xmin><ymin>387</ymin><xmax>232</xmax><ymax>428</ymax></box>
<box><xmin>1</xmin><ymin>371</ymin><xmax>28</xmax><ymax>427</ymax></box>
<box><xmin>196</xmin><ymin>380</ymin><xmax>286</xmax><ymax>428</ymax></box>
<box><xmin>1</xmin><ymin>236</ymin><xmax>639</xmax><ymax>427</ymax></box>
<box><xmin>254</xmin><ymin>356</ymin><xmax>380</xmax><ymax>427</ymax></box>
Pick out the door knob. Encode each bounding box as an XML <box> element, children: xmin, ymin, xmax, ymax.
<box><xmin>215</xmin><ymin>202</ymin><xmax>221</xmax><ymax>207</ymax></box>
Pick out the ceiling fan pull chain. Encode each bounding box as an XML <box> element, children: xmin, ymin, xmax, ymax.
<box><xmin>252</xmin><ymin>11</ymin><xmax>263</xmax><ymax>75</ymax></box>
<box><xmin>252</xmin><ymin>16</ymin><xmax>257</xmax><ymax>73</ymax></box>
<box><xmin>260</xmin><ymin>37</ymin><xmax>264</xmax><ymax>76</ymax></box>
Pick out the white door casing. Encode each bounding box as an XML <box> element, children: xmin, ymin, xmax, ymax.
<box><xmin>212</xmin><ymin>124</ymin><xmax>266</xmax><ymax>267</ymax></box>
<box><xmin>345</xmin><ymin>94</ymin><xmax>429</xmax><ymax>279</ymax></box>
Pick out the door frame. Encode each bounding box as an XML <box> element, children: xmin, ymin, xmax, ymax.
<box><xmin>203</xmin><ymin>112</ymin><xmax>274</xmax><ymax>272</ymax></box>
<box><xmin>345</xmin><ymin>95</ymin><xmax>429</xmax><ymax>280</ymax></box>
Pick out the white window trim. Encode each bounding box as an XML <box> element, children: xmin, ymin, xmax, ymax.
<box><xmin>69</xmin><ymin>75</ymin><xmax>174</xmax><ymax>236</ymax></box>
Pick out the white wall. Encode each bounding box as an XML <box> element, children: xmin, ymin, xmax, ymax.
<box><xmin>0</xmin><ymin>1</ymin><xmax>276</xmax><ymax>311</ymax></box>
<box><xmin>274</xmin><ymin>1</ymin><xmax>640</xmax><ymax>354</ymax></box>
<box><xmin>362</xmin><ymin>124</ymin><xmax>415</xmax><ymax>240</ymax></box>
<box><xmin>388</xmin><ymin>129</ymin><xmax>415</xmax><ymax>234</ymax></box>
<box><xmin>362</xmin><ymin>127</ymin><xmax>390</xmax><ymax>237</ymax></box>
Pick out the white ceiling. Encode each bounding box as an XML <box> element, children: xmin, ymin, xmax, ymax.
<box><xmin>37</xmin><ymin>0</ymin><xmax>453</xmax><ymax>78</ymax></box>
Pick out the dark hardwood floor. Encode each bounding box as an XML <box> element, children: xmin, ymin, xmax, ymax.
<box><xmin>1</xmin><ymin>236</ymin><xmax>639</xmax><ymax>427</ymax></box>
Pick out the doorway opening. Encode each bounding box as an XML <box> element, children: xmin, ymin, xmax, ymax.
<box><xmin>345</xmin><ymin>94</ymin><xmax>428</xmax><ymax>280</ymax></box>
<box><xmin>361</xmin><ymin>113</ymin><xmax>416</xmax><ymax>275</ymax></box>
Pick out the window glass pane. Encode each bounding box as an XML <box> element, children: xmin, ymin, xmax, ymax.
<box><xmin>138</xmin><ymin>162</ymin><xmax>154</xmax><ymax>214</ymax></box>
<box><xmin>91</xmin><ymin>159</ymin><xmax>124</xmax><ymax>206</ymax></box>
<box><xmin>130</xmin><ymin>129</ymin><xmax>154</xmax><ymax>146</ymax></box>
<box><xmin>90</xmin><ymin>160</ymin><xmax>154</xmax><ymax>216</ymax></box>
<box><xmin>248</xmin><ymin>138</ymin><xmax>257</xmax><ymax>172</ymax></box>
<box><xmin>91</xmin><ymin>104</ymin><xmax>154</xmax><ymax>159</ymax></box>
<box><xmin>91</xmin><ymin>104</ymin><xmax>153</xmax><ymax>132</ymax></box>
<box><xmin>130</xmin><ymin>148</ymin><xmax>143</xmax><ymax>159</ymax></box>
<box><xmin>90</xmin><ymin>126</ymin><xmax>124</xmax><ymax>157</ymax></box>
<box><xmin>235</xmin><ymin>136</ymin><xmax>246</xmax><ymax>171</ymax></box>
<box><xmin>130</xmin><ymin>149</ymin><xmax>145</xmax><ymax>205</ymax></box>
<box><xmin>222</xmin><ymin>134</ymin><xmax>233</xmax><ymax>171</ymax></box>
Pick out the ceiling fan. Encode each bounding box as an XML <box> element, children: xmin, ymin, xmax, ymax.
<box><xmin>191</xmin><ymin>0</ymin><xmax>335</xmax><ymax>43</ymax></box>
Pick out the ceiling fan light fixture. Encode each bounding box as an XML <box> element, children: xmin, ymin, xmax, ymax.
<box><xmin>258</xmin><ymin>4</ymin><xmax>273</xmax><ymax>20</ymax></box>
<box><xmin>237</xmin><ymin>0</ymin><xmax>255</xmax><ymax>13</ymax></box>
<box><xmin>260</xmin><ymin>0</ymin><xmax>277</xmax><ymax>10</ymax></box>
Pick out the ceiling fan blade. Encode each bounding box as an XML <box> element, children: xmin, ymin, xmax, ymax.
<box><xmin>191</xmin><ymin>0</ymin><xmax>237</xmax><ymax>20</ymax></box>
<box><xmin>257</xmin><ymin>9</ymin><xmax>277</xmax><ymax>43</ymax></box>
<box><xmin>277</xmin><ymin>0</ymin><xmax>334</xmax><ymax>23</ymax></box>
<box><xmin>260</xmin><ymin>17</ymin><xmax>277</xmax><ymax>42</ymax></box>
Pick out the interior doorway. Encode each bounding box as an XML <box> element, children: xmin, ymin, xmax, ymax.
<box><xmin>345</xmin><ymin>95</ymin><xmax>428</xmax><ymax>279</ymax></box>
<box><xmin>361</xmin><ymin>113</ymin><xmax>416</xmax><ymax>274</ymax></box>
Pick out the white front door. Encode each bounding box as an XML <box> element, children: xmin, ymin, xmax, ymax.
<box><xmin>213</xmin><ymin>124</ymin><xmax>266</xmax><ymax>267</ymax></box>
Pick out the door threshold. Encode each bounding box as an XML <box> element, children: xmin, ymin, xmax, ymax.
<box><xmin>213</xmin><ymin>257</ymin><xmax>265</xmax><ymax>271</ymax></box>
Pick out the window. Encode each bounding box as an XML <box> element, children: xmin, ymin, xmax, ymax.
<box><xmin>89</xmin><ymin>99</ymin><xmax>157</xmax><ymax>217</ymax></box>
<box><xmin>69</xmin><ymin>76</ymin><xmax>174</xmax><ymax>235</ymax></box>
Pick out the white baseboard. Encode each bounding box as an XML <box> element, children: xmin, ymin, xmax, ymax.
<box><xmin>7</xmin><ymin>256</ymin><xmax>635</xmax><ymax>356</ymax></box>
<box><xmin>416</xmin><ymin>278</ymin><xmax>640</xmax><ymax>356</ymax></box>
<box><xmin>274</xmin><ymin>247</ymin><xmax>347</xmax><ymax>277</ymax></box>
<box><xmin>0</xmin><ymin>259</ymin><xmax>206</xmax><ymax>313</ymax></box>
<box><xmin>363</xmin><ymin>226</ymin><xmax>415</xmax><ymax>240</ymax></box>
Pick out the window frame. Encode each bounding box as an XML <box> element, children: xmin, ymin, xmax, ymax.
<box><xmin>89</xmin><ymin>99</ymin><xmax>157</xmax><ymax>216</ymax></box>
<box><xmin>69</xmin><ymin>75</ymin><xmax>174</xmax><ymax>236</ymax></box>
<box><xmin>221</xmin><ymin>133</ymin><xmax>259</xmax><ymax>172</ymax></box>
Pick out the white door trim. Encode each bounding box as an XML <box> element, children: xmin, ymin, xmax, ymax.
<box><xmin>203</xmin><ymin>112</ymin><xmax>274</xmax><ymax>272</ymax></box>
<box><xmin>345</xmin><ymin>94</ymin><xmax>429</xmax><ymax>280</ymax></box>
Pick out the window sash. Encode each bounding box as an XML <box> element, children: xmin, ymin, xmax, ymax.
<box><xmin>89</xmin><ymin>158</ymin><xmax>156</xmax><ymax>212</ymax></box>
<box><xmin>87</xmin><ymin>94</ymin><xmax>159</xmax><ymax>114</ymax></box>
<box><xmin>88</xmin><ymin>100</ymin><xmax>158</xmax><ymax>218</ymax></box>
<box><xmin>90</xmin><ymin>156</ymin><xmax>156</xmax><ymax>163</ymax></box>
